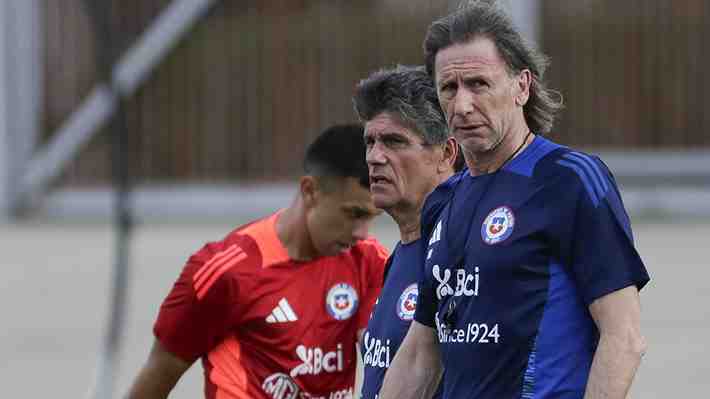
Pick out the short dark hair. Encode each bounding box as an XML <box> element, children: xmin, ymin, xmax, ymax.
<box><xmin>423</xmin><ymin>2</ymin><xmax>563</xmax><ymax>135</ymax></box>
<box><xmin>303</xmin><ymin>124</ymin><xmax>369</xmax><ymax>189</ymax></box>
<box><xmin>353</xmin><ymin>65</ymin><xmax>448</xmax><ymax>146</ymax></box>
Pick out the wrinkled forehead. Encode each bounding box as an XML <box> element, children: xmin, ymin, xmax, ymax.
<box><xmin>434</xmin><ymin>37</ymin><xmax>507</xmax><ymax>80</ymax></box>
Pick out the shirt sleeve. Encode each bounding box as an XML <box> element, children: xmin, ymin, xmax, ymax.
<box><xmin>413</xmin><ymin>175</ymin><xmax>463</xmax><ymax>329</ymax></box>
<box><xmin>413</xmin><ymin>275</ymin><xmax>438</xmax><ymax>328</ymax></box>
<box><xmin>554</xmin><ymin>154</ymin><xmax>650</xmax><ymax>306</ymax></box>
<box><xmin>413</xmin><ymin>220</ymin><xmax>440</xmax><ymax>329</ymax></box>
<box><xmin>356</xmin><ymin>239</ymin><xmax>389</xmax><ymax>331</ymax></box>
<box><xmin>153</xmin><ymin>239</ymin><xmax>243</xmax><ymax>362</ymax></box>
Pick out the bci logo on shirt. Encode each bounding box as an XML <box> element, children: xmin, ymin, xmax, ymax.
<box><xmin>432</xmin><ymin>265</ymin><xmax>480</xmax><ymax>300</ymax></box>
<box><xmin>290</xmin><ymin>344</ymin><xmax>344</xmax><ymax>377</ymax></box>
<box><xmin>362</xmin><ymin>331</ymin><xmax>391</xmax><ymax>369</ymax></box>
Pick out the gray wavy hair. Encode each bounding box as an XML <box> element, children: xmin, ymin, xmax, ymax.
<box><xmin>353</xmin><ymin>65</ymin><xmax>448</xmax><ymax>145</ymax></box>
<box><xmin>423</xmin><ymin>1</ymin><xmax>563</xmax><ymax>135</ymax></box>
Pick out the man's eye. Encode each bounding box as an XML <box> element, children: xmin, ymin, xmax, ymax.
<box><xmin>440</xmin><ymin>83</ymin><xmax>455</xmax><ymax>92</ymax></box>
<box><xmin>384</xmin><ymin>137</ymin><xmax>404</xmax><ymax>146</ymax></box>
<box><xmin>469</xmin><ymin>79</ymin><xmax>487</xmax><ymax>88</ymax></box>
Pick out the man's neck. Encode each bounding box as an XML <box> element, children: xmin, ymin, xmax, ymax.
<box><xmin>389</xmin><ymin>170</ymin><xmax>455</xmax><ymax>244</ymax></box>
<box><xmin>395</xmin><ymin>211</ymin><xmax>422</xmax><ymax>245</ymax></box>
<box><xmin>275</xmin><ymin>201</ymin><xmax>318</xmax><ymax>261</ymax></box>
<box><xmin>384</xmin><ymin>200</ymin><xmax>421</xmax><ymax>244</ymax></box>
<box><xmin>466</xmin><ymin>126</ymin><xmax>532</xmax><ymax>176</ymax></box>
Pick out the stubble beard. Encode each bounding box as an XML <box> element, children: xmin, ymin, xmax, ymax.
<box><xmin>460</xmin><ymin>128</ymin><xmax>514</xmax><ymax>175</ymax></box>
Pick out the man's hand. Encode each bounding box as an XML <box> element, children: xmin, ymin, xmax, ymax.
<box><xmin>584</xmin><ymin>286</ymin><xmax>646</xmax><ymax>399</ymax></box>
<box><xmin>125</xmin><ymin>339</ymin><xmax>193</xmax><ymax>399</ymax></box>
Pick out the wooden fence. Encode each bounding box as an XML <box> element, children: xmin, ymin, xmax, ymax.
<box><xmin>42</xmin><ymin>0</ymin><xmax>708</xmax><ymax>185</ymax></box>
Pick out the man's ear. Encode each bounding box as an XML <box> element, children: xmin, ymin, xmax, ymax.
<box><xmin>438</xmin><ymin>137</ymin><xmax>459</xmax><ymax>173</ymax></box>
<box><xmin>300</xmin><ymin>175</ymin><xmax>319</xmax><ymax>208</ymax></box>
<box><xmin>514</xmin><ymin>69</ymin><xmax>532</xmax><ymax>107</ymax></box>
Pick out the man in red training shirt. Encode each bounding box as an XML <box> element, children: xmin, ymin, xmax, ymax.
<box><xmin>127</xmin><ymin>124</ymin><xmax>388</xmax><ymax>399</ymax></box>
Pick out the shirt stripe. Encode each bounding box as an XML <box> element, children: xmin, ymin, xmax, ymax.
<box><xmin>194</xmin><ymin>245</ymin><xmax>244</xmax><ymax>293</ymax></box>
<box><xmin>556</xmin><ymin>159</ymin><xmax>601</xmax><ymax>206</ymax></box>
<box><xmin>563</xmin><ymin>152</ymin><xmax>609</xmax><ymax>196</ymax></box>
<box><xmin>194</xmin><ymin>245</ymin><xmax>241</xmax><ymax>283</ymax></box>
<box><xmin>196</xmin><ymin>252</ymin><xmax>247</xmax><ymax>300</ymax></box>
<box><xmin>279</xmin><ymin>298</ymin><xmax>298</xmax><ymax>321</ymax></box>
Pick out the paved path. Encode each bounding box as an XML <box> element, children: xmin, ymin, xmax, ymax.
<box><xmin>1</xmin><ymin>217</ymin><xmax>707</xmax><ymax>398</ymax></box>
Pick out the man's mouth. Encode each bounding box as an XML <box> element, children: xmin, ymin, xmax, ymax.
<box><xmin>455</xmin><ymin>124</ymin><xmax>485</xmax><ymax>133</ymax></box>
<box><xmin>370</xmin><ymin>174</ymin><xmax>391</xmax><ymax>185</ymax></box>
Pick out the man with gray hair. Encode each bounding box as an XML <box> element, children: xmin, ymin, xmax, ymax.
<box><xmin>379</xmin><ymin>3</ymin><xmax>649</xmax><ymax>399</ymax></box>
<box><xmin>353</xmin><ymin>65</ymin><xmax>459</xmax><ymax>399</ymax></box>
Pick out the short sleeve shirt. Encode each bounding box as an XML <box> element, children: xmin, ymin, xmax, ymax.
<box><xmin>414</xmin><ymin>136</ymin><xmax>650</xmax><ymax>398</ymax></box>
<box><xmin>359</xmin><ymin>239</ymin><xmax>442</xmax><ymax>399</ymax></box>
<box><xmin>154</xmin><ymin>211</ymin><xmax>388</xmax><ymax>399</ymax></box>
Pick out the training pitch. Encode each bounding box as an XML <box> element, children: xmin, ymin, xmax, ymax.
<box><xmin>1</xmin><ymin>216</ymin><xmax>707</xmax><ymax>398</ymax></box>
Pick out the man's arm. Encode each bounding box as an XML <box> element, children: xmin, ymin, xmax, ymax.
<box><xmin>378</xmin><ymin>320</ymin><xmax>442</xmax><ymax>399</ymax></box>
<box><xmin>125</xmin><ymin>339</ymin><xmax>193</xmax><ymax>399</ymax></box>
<box><xmin>584</xmin><ymin>286</ymin><xmax>647</xmax><ymax>399</ymax></box>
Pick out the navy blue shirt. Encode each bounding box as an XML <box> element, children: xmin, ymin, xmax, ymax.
<box><xmin>414</xmin><ymin>136</ymin><xmax>650</xmax><ymax>399</ymax></box>
<box><xmin>360</xmin><ymin>239</ymin><xmax>441</xmax><ymax>399</ymax></box>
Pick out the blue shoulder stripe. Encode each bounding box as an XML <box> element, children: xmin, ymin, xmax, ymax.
<box><xmin>556</xmin><ymin>159</ymin><xmax>601</xmax><ymax>206</ymax></box>
<box><xmin>564</xmin><ymin>152</ymin><xmax>609</xmax><ymax>193</ymax></box>
<box><xmin>557</xmin><ymin>152</ymin><xmax>612</xmax><ymax>207</ymax></box>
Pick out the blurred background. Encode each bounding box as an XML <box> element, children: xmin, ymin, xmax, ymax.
<box><xmin>0</xmin><ymin>0</ymin><xmax>708</xmax><ymax>398</ymax></box>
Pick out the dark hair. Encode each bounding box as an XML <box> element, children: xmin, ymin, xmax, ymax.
<box><xmin>353</xmin><ymin>65</ymin><xmax>448</xmax><ymax>146</ymax></box>
<box><xmin>423</xmin><ymin>1</ymin><xmax>563</xmax><ymax>134</ymax></box>
<box><xmin>303</xmin><ymin>124</ymin><xmax>370</xmax><ymax>189</ymax></box>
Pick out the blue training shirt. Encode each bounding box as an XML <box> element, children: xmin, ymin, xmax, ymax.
<box><xmin>414</xmin><ymin>136</ymin><xmax>650</xmax><ymax>399</ymax></box>
<box><xmin>360</xmin><ymin>239</ymin><xmax>442</xmax><ymax>399</ymax></box>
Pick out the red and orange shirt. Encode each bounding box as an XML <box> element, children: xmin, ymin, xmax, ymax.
<box><xmin>154</xmin><ymin>211</ymin><xmax>388</xmax><ymax>399</ymax></box>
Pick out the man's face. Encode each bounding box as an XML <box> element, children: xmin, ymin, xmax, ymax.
<box><xmin>435</xmin><ymin>36</ymin><xmax>526</xmax><ymax>156</ymax></box>
<box><xmin>305</xmin><ymin>177</ymin><xmax>381</xmax><ymax>257</ymax></box>
<box><xmin>365</xmin><ymin>112</ymin><xmax>443</xmax><ymax>212</ymax></box>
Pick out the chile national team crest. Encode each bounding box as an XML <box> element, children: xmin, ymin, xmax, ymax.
<box><xmin>326</xmin><ymin>283</ymin><xmax>359</xmax><ymax>320</ymax></box>
<box><xmin>396</xmin><ymin>283</ymin><xmax>419</xmax><ymax>321</ymax></box>
<box><xmin>481</xmin><ymin>206</ymin><xmax>515</xmax><ymax>245</ymax></box>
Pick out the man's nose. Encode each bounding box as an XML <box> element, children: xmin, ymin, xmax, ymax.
<box><xmin>453</xmin><ymin>88</ymin><xmax>475</xmax><ymax>117</ymax></box>
<box><xmin>366</xmin><ymin>141</ymin><xmax>386</xmax><ymax>165</ymax></box>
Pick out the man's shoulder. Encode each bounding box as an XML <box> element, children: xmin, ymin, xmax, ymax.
<box><xmin>504</xmin><ymin>135</ymin><xmax>571</xmax><ymax>179</ymax></box>
<box><xmin>184</xmin><ymin>217</ymin><xmax>277</xmax><ymax>291</ymax></box>
<box><xmin>195</xmin><ymin>226</ymin><xmax>266</xmax><ymax>267</ymax></box>
<box><xmin>350</xmin><ymin>237</ymin><xmax>389</xmax><ymax>265</ymax></box>
<box><xmin>421</xmin><ymin>170</ymin><xmax>465</xmax><ymax>235</ymax></box>
<box><xmin>386</xmin><ymin>239</ymin><xmax>423</xmax><ymax>273</ymax></box>
<box><xmin>225</xmin><ymin>212</ymin><xmax>278</xmax><ymax>244</ymax></box>
<box><xmin>531</xmin><ymin>144</ymin><xmax>619</xmax><ymax>205</ymax></box>
<box><xmin>220</xmin><ymin>211</ymin><xmax>295</xmax><ymax>268</ymax></box>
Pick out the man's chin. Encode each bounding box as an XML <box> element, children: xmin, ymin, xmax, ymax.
<box><xmin>372</xmin><ymin>195</ymin><xmax>398</xmax><ymax>210</ymax></box>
